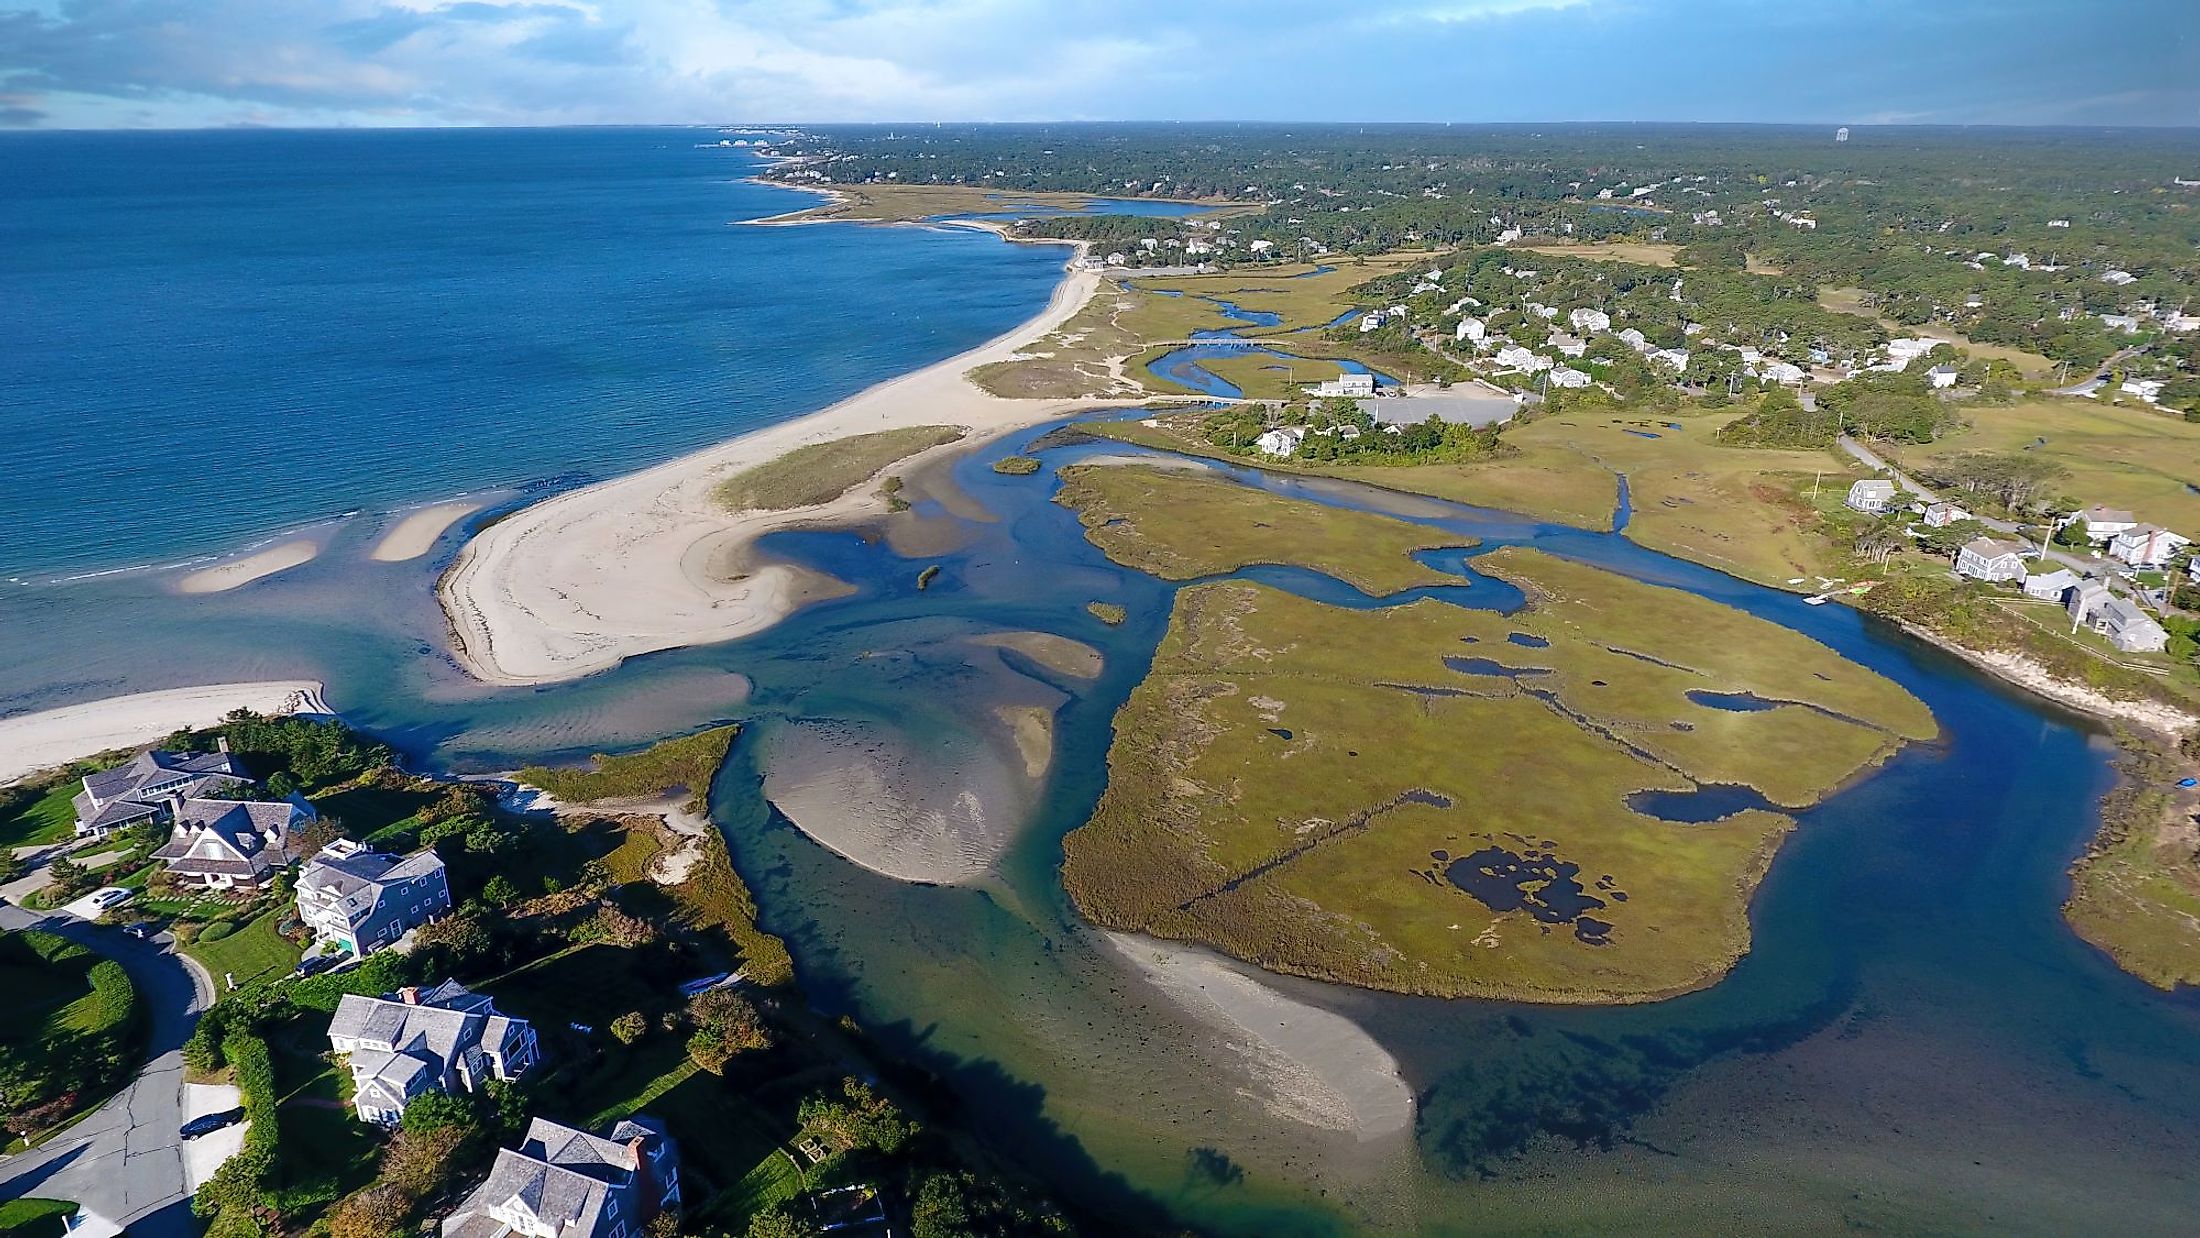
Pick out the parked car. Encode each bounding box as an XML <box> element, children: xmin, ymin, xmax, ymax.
<box><xmin>179</xmin><ymin>1107</ymin><xmax>246</xmax><ymax>1140</ymax></box>
<box><xmin>293</xmin><ymin>953</ymin><xmax>341</xmax><ymax>978</ymax></box>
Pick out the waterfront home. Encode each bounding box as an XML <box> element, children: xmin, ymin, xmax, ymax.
<box><xmin>1549</xmin><ymin>367</ymin><xmax>1593</xmax><ymax>389</ymax></box>
<box><xmin>2108</xmin><ymin>524</ymin><xmax>2192</xmax><ymax>568</ymax></box>
<box><xmin>149</xmin><ymin>798</ymin><xmax>312</xmax><ymax>894</ymax></box>
<box><xmin>1455</xmin><ymin>317</ymin><xmax>1486</xmax><ymax>345</ymax></box>
<box><xmin>2071</xmin><ymin>506</ymin><xmax>2138</xmax><ymax>543</ymax></box>
<box><xmin>72</xmin><ymin>744</ymin><xmax>251</xmax><ymax>840</ymax></box>
<box><xmin>329</xmin><ymin>980</ymin><xmax>538</xmax><ymax>1126</ymax></box>
<box><xmin>1927</xmin><ymin>364</ymin><xmax>1961</xmax><ymax>389</ymax></box>
<box><xmin>1254</xmin><ymin>427</ymin><xmax>1307</xmax><ymax>458</ymax></box>
<box><xmin>2069</xmin><ymin>584</ymin><xmax>2170</xmax><ymax>654</ymax></box>
<box><xmin>1921</xmin><ymin>501</ymin><xmax>1973</xmax><ymax>528</ymax></box>
<box><xmin>2023</xmin><ymin>568</ymin><xmax>2081</xmax><ymax>601</ymax></box>
<box><xmin>441</xmin><ymin>1116</ymin><xmax>680</xmax><ymax>1238</ymax></box>
<box><xmin>1568</xmin><ymin>308</ymin><xmax>1611</xmax><ymax>333</ymax></box>
<box><xmin>1308</xmin><ymin>373</ymin><xmax>1377</xmax><ymax>399</ymax></box>
<box><xmin>296</xmin><ymin>839</ymin><xmax>452</xmax><ymax>958</ymax></box>
<box><xmin>1846</xmin><ymin>479</ymin><xmax>1899</xmax><ymax>514</ymax></box>
<box><xmin>1955</xmin><ymin>537</ymin><xmax>2029</xmax><ymax>583</ymax></box>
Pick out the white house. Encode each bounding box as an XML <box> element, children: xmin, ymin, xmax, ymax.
<box><xmin>1759</xmin><ymin>361</ymin><xmax>1807</xmax><ymax>385</ymax></box>
<box><xmin>1568</xmin><ymin>308</ymin><xmax>1611</xmax><ymax>333</ymax></box>
<box><xmin>2070</xmin><ymin>505</ymin><xmax>2137</xmax><ymax>543</ymax></box>
<box><xmin>1547</xmin><ymin>331</ymin><xmax>1589</xmax><ymax>358</ymax></box>
<box><xmin>1921</xmin><ymin>501</ymin><xmax>1972</xmax><ymax>528</ymax></box>
<box><xmin>2107</xmin><ymin>524</ymin><xmax>2192</xmax><ymax>568</ymax></box>
<box><xmin>1455</xmin><ymin>317</ymin><xmax>1487</xmax><ymax>345</ymax></box>
<box><xmin>1616</xmin><ymin>328</ymin><xmax>1650</xmax><ymax>353</ymax></box>
<box><xmin>1254</xmin><ymin>427</ymin><xmax>1307</xmax><ymax>458</ymax></box>
<box><xmin>1886</xmin><ymin>337</ymin><xmax>1946</xmax><ymax>366</ymax></box>
<box><xmin>2101</xmin><ymin>270</ymin><xmax>2138</xmax><ymax>286</ymax></box>
<box><xmin>1309</xmin><ymin>372</ymin><xmax>1377</xmax><ymax>399</ymax></box>
<box><xmin>1846</xmin><ymin>479</ymin><xmax>1899</xmax><ymax>514</ymax></box>
<box><xmin>2121</xmin><ymin>378</ymin><xmax>2167</xmax><ymax>404</ymax></box>
<box><xmin>1927</xmin><ymin>364</ymin><xmax>1961</xmax><ymax>389</ymax></box>
<box><xmin>2023</xmin><ymin>568</ymin><xmax>2081</xmax><ymax>601</ymax></box>
<box><xmin>2100</xmin><ymin>314</ymin><xmax>2141</xmax><ymax>333</ymax></box>
<box><xmin>1549</xmin><ymin>367</ymin><xmax>1593</xmax><ymax>389</ymax></box>
<box><xmin>1650</xmin><ymin>348</ymin><xmax>1691</xmax><ymax>371</ymax></box>
<box><xmin>1955</xmin><ymin>537</ymin><xmax>2029</xmax><ymax>583</ymax></box>
<box><xmin>1493</xmin><ymin>344</ymin><xmax>1544</xmax><ymax>371</ymax></box>
<box><xmin>1248</xmin><ymin>239</ymin><xmax>1274</xmax><ymax>253</ymax></box>
<box><xmin>1359</xmin><ymin>311</ymin><xmax>1386</xmax><ymax>334</ymax></box>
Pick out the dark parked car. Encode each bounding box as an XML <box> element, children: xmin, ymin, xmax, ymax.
<box><xmin>293</xmin><ymin>953</ymin><xmax>341</xmax><ymax>978</ymax></box>
<box><xmin>179</xmin><ymin>1108</ymin><xmax>246</xmax><ymax>1140</ymax></box>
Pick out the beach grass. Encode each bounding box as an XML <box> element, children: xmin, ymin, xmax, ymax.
<box><xmin>713</xmin><ymin>427</ymin><xmax>966</xmax><ymax>514</ymax></box>
<box><xmin>1086</xmin><ymin>601</ymin><xmax>1128</xmax><ymax>625</ymax></box>
<box><xmin>520</xmin><ymin>725</ymin><xmax>739</xmax><ymax>815</ymax></box>
<box><xmin>991</xmin><ymin>455</ymin><xmax>1042</xmax><ymax>475</ymax></box>
<box><xmin>1062</xmin><ymin>547</ymin><xmax>1932</xmax><ymax>1002</ymax></box>
<box><xmin>1052</xmin><ymin>462</ymin><xmax>1476</xmax><ymax>595</ymax></box>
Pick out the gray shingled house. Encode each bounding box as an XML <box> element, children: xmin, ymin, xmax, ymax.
<box><xmin>326</xmin><ymin>980</ymin><xmax>538</xmax><ymax>1126</ymax></box>
<box><xmin>295</xmin><ymin>839</ymin><xmax>452</xmax><ymax>957</ymax></box>
<box><xmin>441</xmin><ymin>1116</ymin><xmax>681</xmax><ymax>1238</ymax></box>
<box><xmin>72</xmin><ymin>745</ymin><xmax>251</xmax><ymax>840</ymax></box>
<box><xmin>147</xmin><ymin>796</ymin><xmax>313</xmax><ymax>893</ymax></box>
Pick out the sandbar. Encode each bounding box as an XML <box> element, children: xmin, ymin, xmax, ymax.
<box><xmin>0</xmin><ymin>681</ymin><xmax>330</xmax><ymax>784</ymax></box>
<box><xmin>438</xmin><ymin>243</ymin><xmax>1142</xmax><ymax>686</ymax></box>
<box><xmin>1099</xmin><ymin>930</ymin><xmax>1413</xmax><ymax>1140</ymax></box>
<box><xmin>175</xmin><ymin>540</ymin><xmax>318</xmax><ymax>593</ymax></box>
<box><xmin>371</xmin><ymin>500</ymin><xmax>482</xmax><ymax>562</ymax></box>
<box><xmin>971</xmin><ymin>631</ymin><xmax>1104</xmax><ymax>680</ymax></box>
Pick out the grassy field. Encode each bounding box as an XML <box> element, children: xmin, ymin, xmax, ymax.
<box><xmin>1052</xmin><ymin>462</ymin><xmax>1474</xmax><ymax>595</ymax></box>
<box><xmin>183</xmin><ymin>905</ymin><xmax>302</xmax><ymax>988</ymax></box>
<box><xmin>1884</xmin><ymin>397</ymin><xmax>2200</xmax><ymax>532</ymax></box>
<box><xmin>520</xmin><ymin>725</ymin><xmax>740</xmax><ymax>814</ymax></box>
<box><xmin>1062</xmin><ymin>547</ymin><xmax>1932</xmax><ymax>1002</ymax></box>
<box><xmin>0</xmin><ymin>778</ymin><xmax>80</xmax><ymax>850</ymax></box>
<box><xmin>714</xmin><ymin>428</ymin><xmax>965</xmax><ymax>513</ymax></box>
<box><xmin>1519</xmin><ymin>241</ymin><xmax>1682</xmax><ymax>267</ymax></box>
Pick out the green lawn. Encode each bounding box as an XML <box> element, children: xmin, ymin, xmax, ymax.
<box><xmin>0</xmin><ymin>1198</ymin><xmax>74</xmax><ymax>1237</ymax></box>
<box><xmin>0</xmin><ymin>779</ymin><xmax>79</xmax><ymax>850</ymax></box>
<box><xmin>486</xmin><ymin>943</ymin><xmax>681</xmax><ymax>1030</ymax></box>
<box><xmin>265</xmin><ymin>1024</ymin><xmax>381</xmax><ymax>1220</ymax></box>
<box><xmin>183</xmin><ymin>906</ymin><xmax>302</xmax><ymax>988</ymax></box>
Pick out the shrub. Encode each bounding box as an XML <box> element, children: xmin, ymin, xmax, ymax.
<box><xmin>198</xmin><ymin>920</ymin><xmax>237</xmax><ymax>943</ymax></box>
<box><xmin>399</xmin><ymin>1090</ymin><xmax>479</xmax><ymax>1135</ymax></box>
<box><xmin>610</xmin><ymin>1012</ymin><xmax>648</xmax><ymax>1046</ymax></box>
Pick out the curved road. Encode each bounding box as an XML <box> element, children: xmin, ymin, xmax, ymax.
<box><xmin>0</xmin><ymin>906</ymin><xmax>212</xmax><ymax>1237</ymax></box>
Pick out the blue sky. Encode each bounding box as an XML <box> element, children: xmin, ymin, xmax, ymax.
<box><xmin>1</xmin><ymin>0</ymin><xmax>2195</xmax><ymax>130</ymax></box>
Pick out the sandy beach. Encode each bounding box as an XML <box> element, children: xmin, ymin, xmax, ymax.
<box><xmin>175</xmin><ymin>540</ymin><xmax>318</xmax><ymax>593</ymax></box>
<box><xmin>1099</xmin><ymin>930</ymin><xmax>1414</xmax><ymax>1140</ymax></box>
<box><xmin>0</xmin><ymin>681</ymin><xmax>331</xmax><ymax>784</ymax></box>
<box><xmin>371</xmin><ymin>500</ymin><xmax>482</xmax><ymax>562</ymax></box>
<box><xmin>438</xmin><ymin>243</ymin><xmax>1134</xmax><ymax>686</ymax></box>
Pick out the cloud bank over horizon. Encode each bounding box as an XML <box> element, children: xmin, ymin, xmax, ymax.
<box><xmin>0</xmin><ymin>0</ymin><xmax>2194</xmax><ymax>131</ymax></box>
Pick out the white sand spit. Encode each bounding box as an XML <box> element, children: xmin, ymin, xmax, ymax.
<box><xmin>761</xmin><ymin>718</ymin><xmax>1026</xmax><ymax>885</ymax></box>
<box><xmin>371</xmin><ymin>501</ymin><xmax>482</xmax><ymax>562</ymax></box>
<box><xmin>0</xmin><ymin>681</ymin><xmax>330</xmax><ymax>784</ymax></box>
<box><xmin>176</xmin><ymin>541</ymin><xmax>317</xmax><ymax>593</ymax></box>
<box><xmin>438</xmin><ymin>251</ymin><xmax>1141</xmax><ymax>685</ymax></box>
<box><xmin>1101</xmin><ymin>931</ymin><xmax>1415</xmax><ymax>1140</ymax></box>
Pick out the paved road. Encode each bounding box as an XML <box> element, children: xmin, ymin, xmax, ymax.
<box><xmin>1836</xmin><ymin>434</ymin><xmax>2100</xmax><ymax>575</ymax></box>
<box><xmin>0</xmin><ymin>905</ymin><xmax>212</xmax><ymax>1235</ymax></box>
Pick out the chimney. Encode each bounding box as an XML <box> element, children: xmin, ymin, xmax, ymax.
<box><xmin>626</xmin><ymin>1136</ymin><xmax>658</xmax><ymax>1217</ymax></box>
<box><xmin>399</xmin><ymin>986</ymin><xmax>421</xmax><ymax>1005</ymax></box>
<box><xmin>216</xmin><ymin>735</ymin><xmax>230</xmax><ymax>755</ymax></box>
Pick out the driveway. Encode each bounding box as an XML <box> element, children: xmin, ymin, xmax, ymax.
<box><xmin>0</xmin><ymin>905</ymin><xmax>213</xmax><ymax>1236</ymax></box>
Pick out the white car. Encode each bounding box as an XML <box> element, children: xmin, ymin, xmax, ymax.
<box><xmin>61</xmin><ymin>886</ymin><xmax>135</xmax><ymax>922</ymax></box>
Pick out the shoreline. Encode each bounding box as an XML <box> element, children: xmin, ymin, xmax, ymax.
<box><xmin>438</xmin><ymin>231</ymin><xmax>1142</xmax><ymax>686</ymax></box>
<box><xmin>0</xmin><ymin>681</ymin><xmax>331</xmax><ymax>785</ymax></box>
<box><xmin>1894</xmin><ymin>620</ymin><xmax>2200</xmax><ymax>737</ymax></box>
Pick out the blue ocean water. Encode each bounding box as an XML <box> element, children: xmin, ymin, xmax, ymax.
<box><xmin>0</xmin><ymin>128</ymin><xmax>1069</xmax><ymax>579</ymax></box>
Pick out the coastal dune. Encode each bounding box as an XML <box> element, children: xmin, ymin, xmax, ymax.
<box><xmin>0</xmin><ymin>681</ymin><xmax>331</xmax><ymax>784</ymax></box>
<box><xmin>439</xmin><ymin>253</ymin><xmax>1131</xmax><ymax>686</ymax></box>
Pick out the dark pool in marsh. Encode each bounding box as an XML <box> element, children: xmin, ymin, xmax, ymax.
<box><xmin>9</xmin><ymin>413</ymin><xmax>2200</xmax><ymax>1233</ymax></box>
